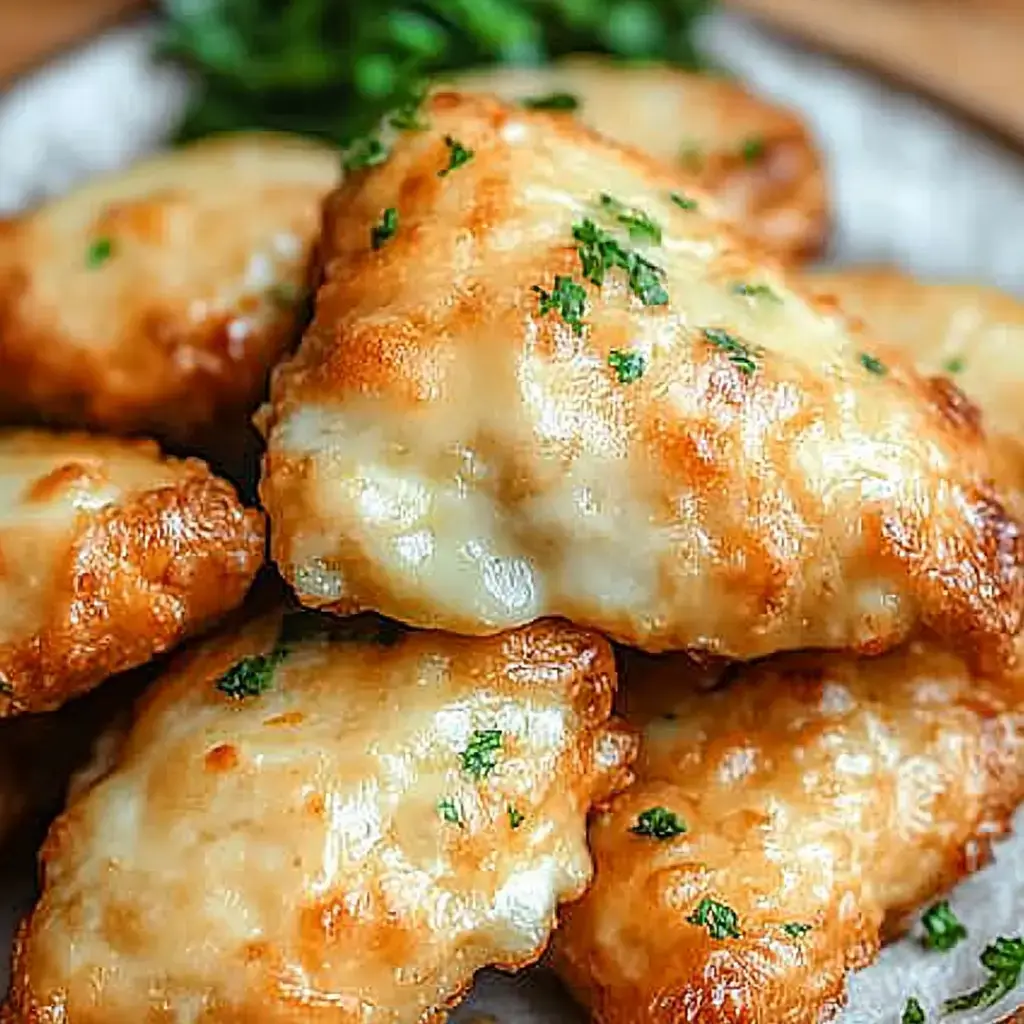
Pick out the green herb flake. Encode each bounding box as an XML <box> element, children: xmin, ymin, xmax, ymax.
<box><xmin>740</xmin><ymin>135</ymin><xmax>766</xmax><ymax>163</ymax></box>
<box><xmin>732</xmin><ymin>282</ymin><xmax>780</xmax><ymax>302</ymax></box>
<box><xmin>859</xmin><ymin>352</ymin><xmax>887</xmax><ymax>376</ymax></box>
<box><xmin>86</xmin><ymin>237</ymin><xmax>114</xmax><ymax>269</ymax></box>
<box><xmin>599</xmin><ymin>193</ymin><xmax>662</xmax><ymax>244</ymax></box>
<box><xmin>0</xmin><ymin>679</ymin><xmax>13</xmax><ymax>696</ymax></box>
<box><xmin>702</xmin><ymin>327</ymin><xmax>760</xmax><ymax>375</ymax></box>
<box><xmin>782</xmin><ymin>922</ymin><xmax>812</xmax><ymax>938</ymax></box>
<box><xmin>388</xmin><ymin>92</ymin><xmax>429</xmax><ymax>131</ymax></box>
<box><xmin>670</xmin><ymin>191</ymin><xmax>699</xmax><ymax>211</ymax></box>
<box><xmin>687</xmin><ymin>897</ymin><xmax>741</xmax><ymax>940</ymax></box>
<box><xmin>943</xmin><ymin>936</ymin><xmax>1024</xmax><ymax>1013</ymax></box>
<box><xmin>921</xmin><ymin>900</ymin><xmax>967</xmax><ymax>952</ymax></box>
<box><xmin>507</xmin><ymin>805</ymin><xmax>525</xmax><ymax>829</ymax></box>
<box><xmin>371</xmin><ymin>206</ymin><xmax>399</xmax><ymax>249</ymax></box>
<box><xmin>215</xmin><ymin>649</ymin><xmax>286</xmax><ymax>700</ymax></box>
<box><xmin>629</xmin><ymin>806</ymin><xmax>687</xmax><ymax>840</ymax></box>
<box><xmin>902</xmin><ymin>996</ymin><xmax>926</xmax><ymax>1024</ymax></box>
<box><xmin>438</xmin><ymin>135</ymin><xmax>473</xmax><ymax>177</ymax></box>
<box><xmin>438</xmin><ymin>797</ymin><xmax>464</xmax><ymax>826</ymax></box>
<box><xmin>680</xmin><ymin>143</ymin><xmax>704</xmax><ymax>168</ymax></box>
<box><xmin>343</xmin><ymin>136</ymin><xmax>390</xmax><ymax>173</ymax></box>
<box><xmin>460</xmin><ymin>729</ymin><xmax>503</xmax><ymax>779</ymax></box>
<box><xmin>572</xmin><ymin>218</ymin><xmax>668</xmax><ymax>307</ymax></box>
<box><xmin>521</xmin><ymin>91</ymin><xmax>579</xmax><ymax>111</ymax></box>
<box><xmin>608</xmin><ymin>348</ymin><xmax>647</xmax><ymax>384</ymax></box>
<box><xmin>944</xmin><ymin>356</ymin><xmax>965</xmax><ymax>374</ymax></box>
<box><xmin>533</xmin><ymin>275</ymin><xmax>588</xmax><ymax>335</ymax></box>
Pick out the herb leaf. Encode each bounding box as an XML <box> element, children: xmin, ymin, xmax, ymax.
<box><xmin>630</xmin><ymin>806</ymin><xmax>686</xmax><ymax>839</ymax></box>
<box><xmin>371</xmin><ymin>207</ymin><xmax>399</xmax><ymax>249</ymax></box>
<box><xmin>782</xmin><ymin>922</ymin><xmax>812</xmax><ymax>938</ymax></box>
<box><xmin>921</xmin><ymin>900</ymin><xmax>967</xmax><ymax>952</ymax></box>
<box><xmin>572</xmin><ymin>218</ymin><xmax>668</xmax><ymax>306</ymax></box>
<box><xmin>216</xmin><ymin>649</ymin><xmax>286</xmax><ymax>700</ymax></box>
<box><xmin>460</xmin><ymin>729</ymin><xmax>503</xmax><ymax>779</ymax></box>
<box><xmin>670</xmin><ymin>191</ymin><xmax>698</xmax><ymax>211</ymax></box>
<box><xmin>687</xmin><ymin>897</ymin><xmax>741</xmax><ymax>940</ymax></box>
<box><xmin>344</xmin><ymin>136</ymin><xmax>390</xmax><ymax>172</ymax></box>
<box><xmin>522</xmin><ymin>91</ymin><xmax>579</xmax><ymax>111</ymax></box>
<box><xmin>943</xmin><ymin>356</ymin><xmax>965</xmax><ymax>374</ymax></box>
<box><xmin>608</xmin><ymin>348</ymin><xmax>647</xmax><ymax>384</ymax></box>
<box><xmin>732</xmin><ymin>282</ymin><xmax>780</xmax><ymax>302</ymax></box>
<box><xmin>439</xmin><ymin>135</ymin><xmax>473</xmax><ymax>176</ymax></box>
<box><xmin>533</xmin><ymin>275</ymin><xmax>588</xmax><ymax>335</ymax></box>
<box><xmin>859</xmin><ymin>352</ymin><xmax>887</xmax><ymax>376</ymax></box>
<box><xmin>438</xmin><ymin>797</ymin><xmax>463</xmax><ymax>826</ymax></box>
<box><xmin>902</xmin><ymin>996</ymin><xmax>926</xmax><ymax>1024</ymax></box>
<box><xmin>740</xmin><ymin>135</ymin><xmax>765</xmax><ymax>163</ymax></box>
<box><xmin>703</xmin><ymin>327</ymin><xmax>760</xmax><ymax>375</ymax></box>
<box><xmin>86</xmin><ymin>237</ymin><xmax>114</xmax><ymax>269</ymax></box>
<box><xmin>507</xmin><ymin>805</ymin><xmax>525</xmax><ymax>829</ymax></box>
<box><xmin>599</xmin><ymin>193</ymin><xmax>662</xmax><ymax>244</ymax></box>
<box><xmin>943</xmin><ymin>936</ymin><xmax>1024</xmax><ymax>1013</ymax></box>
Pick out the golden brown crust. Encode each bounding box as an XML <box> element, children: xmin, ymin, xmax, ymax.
<box><xmin>260</xmin><ymin>91</ymin><xmax>1024</xmax><ymax>668</ymax></box>
<box><xmin>0</xmin><ymin>430</ymin><xmax>265</xmax><ymax>715</ymax></box>
<box><xmin>0</xmin><ymin>134</ymin><xmax>338</xmax><ymax>451</ymax></box>
<box><xmin>450</xmin><ymin>57</ymin><xmax>829</xmax><ymax>263</ymax></box>
<box><xmin>552</xmin><ymin>644</ymin><xmax>1024</xmax><ymax>1024</ymax></box>
<box><xmin>4</xmin><ymin>613</ymin><xmax>635</xmax><ymax>1023</ymax></box>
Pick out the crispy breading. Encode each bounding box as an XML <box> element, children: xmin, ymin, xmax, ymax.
<box><xmin>258</xmin><ymin>91</ymin><xmax>1023</xmax><ymax>668</ymax></box>
<box><xmin>450</xmin><ymin>57</ymin><xmax>828</xmax><ymax>262</ymax></box>
<box><xmin>0</xmin><ymin>430</ymin><xmax>265</xmax><ymax>715</ymax></box>
<box><xmin>0</xmin><ymin>134</ymin><xmax>338</xmax><ymax>452</ymax></box>
<box><xmin>552</xmin><ymin>644</ymin><xmax>1024</xmax><ymax>1024</ymax></box>
<box><xmin>2</xmin><ymin>612</ymin><xmax>635</xmax><ymax>1024</ymax></box>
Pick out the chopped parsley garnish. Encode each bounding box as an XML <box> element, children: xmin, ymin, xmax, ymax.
<box><xmin>533</xmin><ymin>275</ymin><xmax>588</xmax><ymax>335</ymax></box>
<box><xmin>86</xmin><ymin>237</ymin><xmax>114</xmax><ymax>269</ymax></box>
<box><xmin>521</xmin><ymin>91</ymin><xmax>579</xmax><ymax>111</ymax></box>
<box><xmin>438</xmin><ymin>797</ymin><xmax>464</xmax><ymax>826</ymax></box>
<box><xmin>438</xmin><ymin>135</ymin><xmax>473</xmax><ymax>176</ymax></box>
<box><xmin>387</xmin><ymin>92</ymin><xmax>428</xmax><ymax>131</ymax></box>
<box><xmin>216</xmin><ymin>649</ymin><xmax>286</xmax><ymax>700</ymax></box>
<box><xmin>599</xmin><ymin>193</ymin><xmax>662</xmax><ymax>244</ymax></box>
<box><xmin>670</xmin><ymin>191</ymin><xmax>699</xmax><ymax>211</ymax></box>
<box><xmin>943</xmin><ymin>356</ymin><xmax>965</xmax><ymax>374</ymax></box>
<box><xmin>921</xmin><ymin>900</ymin><xmax>967</xmax><ymax>952</ymax></box>
<box><xmin>732</xmin><ymin>282</ymin><xmax>780</xmax><ymax>302</ymax></box>
<box><xmin>343</xmin><ymin>136</ymin><xmax>389</xmax><ymax>172</ymax></box>
<box><xmin>572</xmin><ymin>219</ymin><xmax>668</xmax><ymax>306</ymax></box>
<box><xmin>630</xmin><ymin>806</ymin><xmax>687</xmax><ymax>839</ymax></box>
<box><xmin>943</xmin><ymin>936</ymin><xmax>1024</xmax><ymax>1013</ymax></box>
<box><xmin>687</xmin><ymin>898</ymin><xmax>741</xmax><ymax>940</ymax></box>
<box><xmin>703</xmin><ymin>327</ymin><xmax>760</xmax><ymax>375</ymax></box>
<box><xmin>371</xmin><ymin>206</ymin><xmax>399</xmax><ymax>249</ymax></box>
<box><xmin>460</xmin><ymin>729</ymin><xmax>503</xmax><ymax>779</ymax></box>
<box><xmin>782</xmin><ymin>922</ymin><xmax>812</xmax><ymax>938</ymax></box>
<box><xmin>859</xmin><ymin>352</ymin><xmax>887</xmax><ymax>375</ymax></box>
<box><xmin>902</xmin><ymin>996</ymin><xmax>926</xmax><ymax>1024</ymax></box>
<box><xmin>608</xmin><ymin>348</ymin><xmax>647</xmax><ymax>384</ymax></box>
<box><xmin>740</xmin><ymin>135</ymin><xmax>766</xmax><ymax>163</ymax></box>
<box><xmin>507</xmin><ymin>805</ymin><xmax>525</xmax><ymax>829</ymax></box>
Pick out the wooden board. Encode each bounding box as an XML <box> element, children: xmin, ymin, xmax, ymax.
<box><xmin>724</xmin><ymin>0</ymin><xmax>1024</xmax><ymax>148</ymax></box>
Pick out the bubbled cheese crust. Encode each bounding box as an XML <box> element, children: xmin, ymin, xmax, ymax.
<box><xmin>552</xmin><ymin>644</ymin><xmax>1024</xmax><ymax>1024</ymax></box>
<box><xmin>451</xmin><ymin>57</ymin><xmax>828</xmax><ymax>262</ymax></box>
<box><xmin>0</xmin><ymin>430</ymin><xmax>264</xmax><ymax>714</ymax></box>
<box><xmin>0</xmin><ymin>134</ymin><xmax>338</xmax><ymax>448</ymax></box>
<box><xmin>259</xmin><ymin>91</ymin><xmax>1023</xmax><ymax>667</ymax></box>
<box><xmin>3</xmin><ymin>613</ymin><xmax>634</xmax><ymax>1024</ymax></box>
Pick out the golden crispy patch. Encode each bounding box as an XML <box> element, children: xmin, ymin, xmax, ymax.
<box><xmin>259</xmin><ymin>91</ymin><xmax>1023</xmax><ymax>668</ymax></box>
<box><xmin>0</xmin><ymin>430</ymin><xmax>264</xmax><ymax>715</ymax></box>
<box><xmin>3</xmin><ymin>613</ymin><xmax>634</xmax><ymax>1024</ymax></box>
<box><xmin>450</xmin><ymin>57</ymin><xmax>828</xmax><ymax>262</ymax></box>
<box><xmin>0</xmin><ymin>134</ymin><xmax>338</xmax><ymax>452</ymax></box>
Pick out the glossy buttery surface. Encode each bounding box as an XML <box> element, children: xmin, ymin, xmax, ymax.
<box><xmin>0</xmin><ymin>133</ymin><xmax>338</xmax><ymax>448</ymax></box>
<box><xmin>553</xmin><ymin>644</ymin><xmax>1024</xmax><ymax>1024</ymax></box>
<box><xmin>260</xmin><ymin>92</ymin><xmax>1023</xmax><ymax>666</ymax></box>
<box><xmin>0</xmin><ymin>430</ymin><xmax>264</xmax><ymax>714</ymax></box>
<box><xmin>4</xmin><ymin>614</ymin><xmax>634</xmax><ymax>1023</ymax></box>
<box><xmin>451</xmin><ymin>57</ymin><xmax>828</xmax><ymax>262</ymax></box>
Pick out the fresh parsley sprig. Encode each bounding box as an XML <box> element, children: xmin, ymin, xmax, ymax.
<box><xmin>943</xmin><ymin>936</ymin><xmax>1024</xmax><ymax>1013</ymax></box>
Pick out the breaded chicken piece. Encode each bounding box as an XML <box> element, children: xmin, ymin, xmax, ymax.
<box><xmin>3</xmin><ymin>611</ymin><xmax>635</xmax><ymax>1024</ymax></box>
<box><xmin>0</xmin><ymin>430</ymin><xmax>264</xmax><ymax>715</ymax></box>
<box><xmin>552</xmin><ymin>645</ymin><xmax>1024</xmax><ymax>1024</ymax></box>
<box><xmin>805</xmin><ymin>267</ymin><xmax>1024</xmax><ymax>509</ymax></box>
<box><xmin>0</xmin><ymin>134</ymin><xmax>338</xmax><ymax>450</ymax></box>
<box><xmin>450</xmin><ymin>57</ymin><xmax>828</xmax><ymax>262</ymax></box>
<box><xmin>259</xmin><ymin>91</ymin><xmax>1022</xmax><ymax>668</ymax></box>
